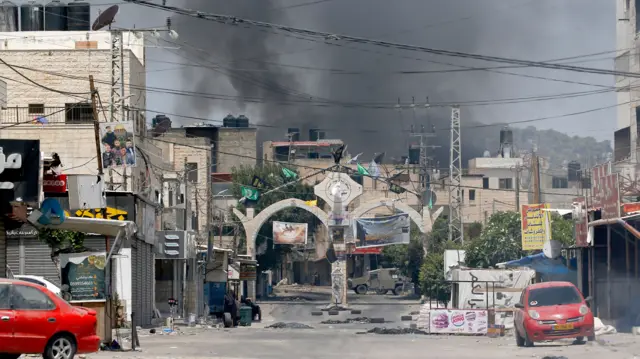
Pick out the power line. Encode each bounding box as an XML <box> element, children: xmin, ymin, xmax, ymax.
<box><xmin>124</xmin><ymin>0</ymin><xmax>640</xmax><ymax>79</ymax></box>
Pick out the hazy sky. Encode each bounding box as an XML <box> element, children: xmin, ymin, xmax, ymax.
<box><xmin>91</xmin><ymin>0</ymin><xmax>615</xmax><ymax>155</ymax></box>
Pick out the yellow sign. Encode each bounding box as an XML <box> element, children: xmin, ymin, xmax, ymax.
<box><xmin>521</xmin><ymin>203</ymin><xmax>551</xmax><ymax>251</ymax></box>
<box><xmin>63</xmin><ymin>207</ymin><xmax>128</xmax><ymax>221</ymax></box>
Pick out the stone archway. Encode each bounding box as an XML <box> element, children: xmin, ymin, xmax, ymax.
<box><xmin>232</xmin><ymin>198</ymin><xmax>329</xmax><ymax>258</ymax></box>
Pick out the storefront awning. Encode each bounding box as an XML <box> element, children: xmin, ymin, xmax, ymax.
<box><xmin>35</xmin><ymin>217</ymin><xmax>136</xmax><ymax>238</ymax></box>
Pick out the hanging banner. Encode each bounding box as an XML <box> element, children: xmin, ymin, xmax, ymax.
<box><xmin>355</xmin><ymin>213</ymin><xmax>410</xmax><ymax>248</ymax></box>
<box><xmin>273</xmin><ymin>221</ymin><xmax>308</xmax><ymax>245</ymax></box>
<box><xmin>99</xmin><ymin>122</ymin><xmax>136</xmax><ymax>168</ymax></box>
<box><xmin>521</xmin><ymin>204</ymin><xmax>551</xmax><ymax>251</ymax></box>
<box><xmin>60</xmin><ymin>252</ymin><xmax>107</xmax><ymax>302</ymax></box>
<box><xmin>573</xmin><ymin>197</ymin><xmax>589</xmax><ymax>247</ymax></box>
<box><xmin>429</xmin><ymin>309</ymin><xmax>489</xmax><ymax>334</ymax></box>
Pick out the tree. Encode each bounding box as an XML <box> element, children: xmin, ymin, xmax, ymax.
<box><xmin>230</xmin><ymin>164</ymin><xmax>320</xmax><ymax>271</ymax></box>
<box><xmin>464</xmin><ymin>211</ymin><xmax>523</xmax><ymax>268</ymax></box>
<box><xmin>380</xmin><ymin>223</ymin><xmax>424</xmax><ymax>289</ymax></box>
<box><xmin>419</xmin><ymin>252</ymin><xmax>450</xmax><ymax>305</ymax></box>
<box><xmin>38</xmin><ymin>228</ymin><xmax>86</xmax><ymax>281</ymax></box>
<box><xmin>550</xmin><ymin>213</ymin><xmax>574</xmax><ymax>247</ymax></box>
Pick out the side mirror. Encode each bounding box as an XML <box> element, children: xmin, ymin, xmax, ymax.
<box><xmin>514</xmin><ymin>303</ymin><xmax>524</xmax><ymax>309</ymax></box>
<box><xmin>584</xmin><ymin>296</ymin><xmax>593</xmax><ymax>302</ymax></box>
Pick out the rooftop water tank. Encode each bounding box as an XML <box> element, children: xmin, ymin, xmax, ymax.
<box><xmin>44</xmin><ymin>0</ymin><xmax>66</xmax><ymax>31</ymax></box>
<box><xmin>66</xmin><ymin>0</ymin><xmax>89</xmax><ymax>31</ymax></box>
<box><xmin>500</xmin><ymin>126</ymin><xmax>513</xmax><ymax>145</ymax></box>
<box><xmin>20</xmin><ymin>1</ymin><xmax>44</xmax><ymax>31</ymax></box>
<box><xmin>223</xmin><ymin>114</ymin><xmax>236</xmax><ymax>128</ymax></box>
<box><xmin>0</xmin><ymin>1</ymin><xmax>19</xmax><ymax>32</ymax></box>
<box><xmin>236</xmin><ymin>115</ymin><xmax>249</xmax><ymax>128</ymax></box>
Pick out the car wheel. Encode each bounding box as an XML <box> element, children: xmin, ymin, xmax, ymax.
<box><xmin>523</xmin><ymin>332</ymin><xmax>534</xmax><ymax>347</ymax></box>
<box><xmin>0</xmin><ymin>354</ymin><xmax>21</xmax><ymax>359</ymax></box>
<box><xmin>355</xmin><ymin>284</ymin><xmax>368</xmax><ymax>294</ymax></box>
<box><xmin>587</xmin><ymin>335</ymin><xmax>596</xmax><ymax>342</ymax></box>
<box><xmin>44</xmin><ymin>334</ymin><xmax>76</xmax><ymax>359</ymax></box>
<box><xmin>375</xmin><ymin>289</ymin><xmax>388</xmax><ymax>295</ymax></box>
<box><xmin>223</xmin><ymin>312</ymin><xmax>233</xmax><ymax>328</ymax></box>
<box><xmin>392</xmin><ymin>285</ymin><xmax>403</xmax><ymax>296</ymax></box>
<box><xmin>515</xmin><ymin>328</ymin><xmax>525</xmax><ymax>347</ymax></box>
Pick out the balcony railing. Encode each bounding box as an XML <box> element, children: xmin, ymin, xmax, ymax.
<box><xmin>0</xmin><ymin>105</ymin><xmax>143</xmax><ymax>125</ymax></box>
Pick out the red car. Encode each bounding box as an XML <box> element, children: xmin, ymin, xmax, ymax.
<box><xmin>0</xmin><ymin>279</ymin><xmax>101</xmax><ymax>359</ymax></box>
<box><xmin>514</xmin><ymin>281</ymin><xmax>595</xmax><ymax>346</ymax></box>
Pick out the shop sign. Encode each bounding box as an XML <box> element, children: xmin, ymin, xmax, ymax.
<box><xmin>591</xmin><ymin>163</ymin><xmax>620</xmax><ymax>219</ymax></box>
<box><xmin>5</xmin><ymin>224</ymin><xmax>38</xmax><ymax>238</ymax></box>
<box><xmin>60</xmin><ymin>252</ymin><xmax>106</xmax><ymax>302</ymax></box>
<box><xmin>239</xmin><ymin>263</ymin><xmax>257</xmax><ymax>281</ymax></box>
<box><xmin>43</xmin><ymin>174</ymin><xmax>68</xmax><ymax>193</ymax></box>
<box><xmin>0</xmin><ymin>139</ymin><xmax>40</xmax><ymax>203</ymax></box>
<box><xmin>573</xmin><ymin>197</ymin><xmax>589</xmax><ymax>247</ymax></box>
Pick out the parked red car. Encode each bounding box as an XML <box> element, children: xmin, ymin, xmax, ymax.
<box><xmin>0</xmin><ymin>279</ymin><xmax>100</xmax><ymax>359</ymax></box>
<box><xmin>514</xmin><ymin>281</ymin><xmax>595</xmax><ymax>346</ymax></box>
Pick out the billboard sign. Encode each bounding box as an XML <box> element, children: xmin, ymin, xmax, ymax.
<box><xmin>273</xmin><ymin>221</ymin><xmax>308</xmax><ymax>245</ymax></box>
<box><xmin>573</xmin><ymin>197</ymin><xmax>589</xmax><ymax>247</ymax></box>
<box><xmin>43</xmin><ymin>174</ymin><xmax>67</xmax><ymax>193</ymax></box>
<box><xmin>429</xmin><ymin>309</ymin><xmax>489</xmax><ymax>335</ymax></box>
<box><xmin>521</xmin><ymin>204</ymin><xmax>551</xmax><ymax>251</ymax></box>
<box><xmin>99</xmin><ymin>122</ymin><xmax>136</xmax><ymax>168</ymax></box>
<box><xmin>0</xmin><ymin>139</ymin><xmax>40</xmax><ymax>203</ymax></box>
<box><xmin>60</xmin><ymin>252</ymin><xmax>106</xmax><ymax>302</ymax></box>
<box><xmin>354</xmin><ymin>213</ymin><xmax>410</xmax><ymax>248</ymax></box>
<box><xmin>591</xmin><ymin>163</ymin><xmax>620</xmax><ymax>219</ymax></box>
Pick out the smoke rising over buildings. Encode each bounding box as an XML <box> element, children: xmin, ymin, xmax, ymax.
<box><xmin>167</xmin><ymin>0</ymin><xmax>613</xmax><ymax>162</ymax></box>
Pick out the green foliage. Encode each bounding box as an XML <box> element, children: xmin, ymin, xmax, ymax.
<box><xmin>464</xmin><ymin>211</ymin><xmax>523</xmax><ymax>268</ymax></box>
<box><xmin>419</xmin><ymin>252</ymin><xmax>450</xmax><ymax>305</ymax></box>
<box><xmin>38</xmin><ymin>228</ymin><xmax>86</xmax><ymax>254</ymax></box>
<box><xmin>550</xmin><ymin>213</ymin><xmax>574</xmax><ymax>247</ymax></box>
<box><xmin>465</xmin><ymin>222</ymin><xmax>483</xmax><ymax>241</ymax></box>
<box><xmin>231</xmin><ymin>164</ymin><xmax>320</xmax><ymax>270</ymax></box>
<box><xmin>380</xmin><ymin>224</ymin><xmax>424</xmax><ymax>287</ymax></box>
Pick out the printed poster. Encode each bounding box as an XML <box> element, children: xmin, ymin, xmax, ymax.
<box><xmin>521</xmin><ymin>203</ymin><xmax>551</xmax><ymax>251</ymax></box>
<box><xmin>354</xmin><ymin>213</ymin><xmax>410</xmax><ymax>248</ymax></box>
<box><xmin>99</xmin><ymin>122</ymin><xmax>136</xmax><ymax>168</ymax></box>
<box><xmin>60</xmin><ymin>252</ymin><xmax>106</xmax><ymax>302</ymax></box>
<box><xmin>273</xmin><ymin>221</ymin><xmax>308</xmax><ymax>245</ymax></box>
<box><xmin>429</xmin><ymin>309</ymin><xmax>488</xmax><ymax>334</ymax></box>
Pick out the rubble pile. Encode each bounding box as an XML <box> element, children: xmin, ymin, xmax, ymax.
<box><xmin>266</xmin><ymin>322</ymin><xmax>314</xmax><ymax>329</ymax></box>
<box><xmin>321</xmin><ymin>317</ymin><xmax>372</xmax><ymax>324</ymax></box>
<box><xmin>358</xmin><ymin>327</ymin><xmax>428</xmax><ymax>335</ymax></box>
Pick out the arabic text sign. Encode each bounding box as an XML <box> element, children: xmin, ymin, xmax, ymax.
<box><xmin>60</xmin><ymin>252</ymin><xmax>106</xmax><ymax>302</ymax></box>
<box><xmin>429</xmin><ymin>309</ymin><xmax>488</xmax><ymax>334</ymax></box>
<box><xmin>355</xmin><ymin>213</ymin><xmax>410</xmax><ymax>248</ymax></box>
<box><xmin>593</xmin><ymin>173</ymin><xmax>620</xmax><ymax>220</ymax></box>
<box><xmin>521</xmin><ymin>203</ymin><xmax>551</xmax><ymax>250</ymax></box>
<box><xmin>0</xmin><ymin>139</ymin><xmax>40</xmax><ymax>202</ymax></box>
<box><xmin>273</xmin><ymin>221</ymin><xmax>307</xmax><ymax>245</ymax></box>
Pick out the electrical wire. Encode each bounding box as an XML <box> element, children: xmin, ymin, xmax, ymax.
<box><xmin>0</xmin><ymin>57</ymin><xmax>91</xmax><ymax>96</ymax></box>
<box><xmin>123</xmin><ymin>0</ymin><xmax>640</xmax><ymax>79</ymax></box>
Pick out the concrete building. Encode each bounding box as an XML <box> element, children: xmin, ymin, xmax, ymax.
<box><xmin>614</xmin><ymin>0</ymin><xmax>638</xmax><ymax>180</ymax></box>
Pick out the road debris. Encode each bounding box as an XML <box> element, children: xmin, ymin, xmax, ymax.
<box><xmin>321</xmin><ymin>317</ymin><xmax>372</xmax><ymax>324</ymax></box>
<box><xmin>358</xmin><ymin>327</ymin><xmax>428</xmax><ymax>335</ymax></box>
<box><xmin>266</xmin><ymin>322</ymin><xmax>314</xmax><ymax>329</ymax></box>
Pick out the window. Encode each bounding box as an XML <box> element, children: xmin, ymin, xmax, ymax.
<box><xmin>168</xmin><ymin>190</ymin><xmax>174</xmax><ymax>207</ymax></box>
<box><xmin>552</xmin><ymin>177</ymin><xmax>569</xmax><ymax>189</ymax></box>
<box><xmin>461</xmin><ymin>190</ymin><xmax>464</xmax><ymax>203</ymax></box>
<box><xmin>17</xmin><ymin>277</ymin><xmax>46</xmax><ymax>288</ymax></box>
<box><xmin>0</xmin><ymin>284</ymin><xmax>9</xmax><ymax>310</ymax></box>
<box><xmin>65</xmin><ymin>103</ymin><xmax>93</xmax><ymax>123</ymax></box>
<box><xmin>615</xmin><ymin>52</ymin><xmax>630</xmax><ymax>83</ymax></box>
<box><xmin>482</xmin><ymin>178</ymin><xmax>489</xmax><ymax>189</ymax></box>
<box><xmin>11</xmin><ymin>285</ymin><xmax>55</xmax><ymax>310</ymax></box>
<box><xmin>469</xmin><ymin>189</ymin><xmax>476</xmax><ymax>201</ymax></box>
<box><xmin>499</xmin><ymin>178</ymin><xmax>513</xmax><ymax>189</ymax></box>
<box><xmin>186</xmin><ymin>163</ymin><xmax>198</xmax><ymax>183</ymax></box>
<box><xmin>527</xmin><ymin>286</ymin><xmax>582</xmax><ymax>307</ymax></box>
<box><xmin>28</xmin><ymin>103</ymin><xmax>44</xmax><ymax>114</ymax></box>
<box><xmin>191</xmin><ymin>212</ymin><xmax>198</xmax><ymax>231</ymax></box>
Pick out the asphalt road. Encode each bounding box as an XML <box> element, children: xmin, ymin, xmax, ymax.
<box><xmin>89</xmin><ymin>286</ymin><xmax>640</xmax><ymax>359</ymax></box>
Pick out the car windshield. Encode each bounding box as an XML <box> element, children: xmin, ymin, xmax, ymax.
<box><xmin>528</xmin><ymin>286</ymin><xmax>583</xmax><ymax>307</ymax></box>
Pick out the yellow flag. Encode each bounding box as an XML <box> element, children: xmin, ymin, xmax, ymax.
<box><xmin>305</xmin><ymin>200</ymin><xmax>317</xmax><ymax>207</ymax></box>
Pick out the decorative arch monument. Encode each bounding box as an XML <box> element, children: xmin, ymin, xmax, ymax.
<box><xmin>233</xmin><ymin>171</ymin><xmax>443</xmax><ymax>302</ymax></box>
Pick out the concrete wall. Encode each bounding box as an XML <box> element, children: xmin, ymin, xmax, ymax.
<box><xmin>216</xmin><ymin>128</ymin><xmax>257</xmax><ymax>173</ymax></box>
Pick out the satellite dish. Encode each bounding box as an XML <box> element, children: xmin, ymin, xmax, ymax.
<box><xmin>542</xmin><ymin>240</ymin><xmax>562</xmax><ymax>259</ymax></box>
<box><xmin>92</xmin><ymin>5</ymin><xmax>119</xmax><ymax>31</ymax></box>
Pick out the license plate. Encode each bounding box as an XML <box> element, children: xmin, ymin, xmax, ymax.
<box><xmin>552</xmin><ymin>324</ymin><xmax>574</xmax><ymax>330</ymax></box>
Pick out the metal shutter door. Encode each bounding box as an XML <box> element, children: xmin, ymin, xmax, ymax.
<box><xmin>24</xmin><ymin>239</ymin><xmax>60</xmax><ymax>286</ymax></box>
<box><xmin>134</xmin><ymin>242</ymin><xmax>143</xmax><ymax>327</ymax></box>
<box><xmin>84</xmin><ymin>237</ymin><xmax>107</xmax><ymax>253</ymax></box>
<box><xmin>0</xmin><ymin>222</ymin><xmax>6</xmax><ymax>278</ymax></box>
<box><xmin>6</xmin><ymin>239</ymin><xmax>19</xmax><ymax>277</ymax></box>
<box><xmin>142</xmin><ymin>243</ymin><xmax>152</xmax><ymax>327</ymax></box>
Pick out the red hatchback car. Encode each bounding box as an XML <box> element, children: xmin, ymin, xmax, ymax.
<box><xmin>514</xmin><ymin>281</ymin><xmax>595</xmax><ymax>346</ymax></box>
<box><xmin>0</xmin><ymin>279</ymin><xmax>100</xmax><ymax>359</ymax></box>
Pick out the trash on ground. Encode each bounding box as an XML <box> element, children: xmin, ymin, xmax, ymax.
<box><xmin>594</xmin><ymin>317</ymin><xmax>617</xmax><ymax>336</ymax></box>
<box><xmin>321</xmin><ymin>317</ymin><xmax>372</xmax><ymax>324</ymax></box>
<box><xmin>266</xmin><ymin>322</ymin><xmax>314</xmax><ymax>329</ymax></box>
<box><xmin>357</xmin><ymin>327</ymin><xmax>428</xmax><ymax>335</ymax></box>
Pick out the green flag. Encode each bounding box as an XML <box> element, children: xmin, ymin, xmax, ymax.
<box><xmin>282</xmin><ymin>167</ymin><xmax>297</xmax><ymax>179</ymax></box>
<box><xmin>241</xmin><ymin>186</ymin><xmax>259</xmax><ymax>201</ymax></box>
<box><xmin>357</xmin><ymin>163</ymin><xmax>369</xmax><ymax>176</ymax></box>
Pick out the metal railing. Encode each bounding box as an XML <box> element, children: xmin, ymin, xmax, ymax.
<box><xmin>0</xmin><ymin>106</ymin><xmax>94</xmax><ymax>125</ymax></box>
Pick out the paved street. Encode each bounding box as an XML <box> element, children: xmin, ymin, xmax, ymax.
<box><xmin>87</xmin><ymin>286</ymin><xmax>640</xmax><ymax>359</ymax></box>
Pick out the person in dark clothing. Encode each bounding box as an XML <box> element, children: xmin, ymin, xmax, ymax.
<box><xmin>242</xmin><ymin>297</ymin><xmax>262</xmax><ymax>321</ymax></box>
<box><xmin>224</xmin><ymin>290</ymin><xmax>239</xmax><ymax>327</ymax></box>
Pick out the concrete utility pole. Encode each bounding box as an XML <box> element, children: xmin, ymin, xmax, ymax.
<box><xmin>514</xmin><ymin>163</ymin><xmax>521</xmax><ymax>211</ymax></box>
<box><xmin>448</xmin><ymin>106</ymin><xmax>463</xmax><ymax>244</ymax></box>
<box><xmin>286</xmin><ymin>132</ymin><xmax>295</xmax><ymax>164</ymax></box>
<box><xmin>532</xmin><ymin>153</ymin><xmax>541</xmax><ymax>204</ymax></box>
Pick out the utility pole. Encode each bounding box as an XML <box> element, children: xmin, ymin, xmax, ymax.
<box><xmin>448</xmin><ymin>106</ymin><xmax>463</xmax><ymax>244</ymax></box>
<box><xmin>183</xmin><ymin>158</ymin><xmax>189</xmax><ymax>230</ymax></box>
<box><xmin>514</xmin><ymin>163</ymin><xmax>521</xmax><ymax>211</ymax></box>
<box><xmin>90</xmin><ymin>76</ymin><xmax>103</xmax><ymax>179</ymax></box>
<box><xmin>409</xmin><ymin>97</ymin><xmax>438</xmax><ymax>255</ymax></box>
<box><xmin>286</xmin><ymin>132</ymin><xmax>295</xmax><ymax>164</ymax></box>
<box><xmin>532</xmin><ymin>153</ymin><xmax>541</xmax><ymax>204</ymax></box>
